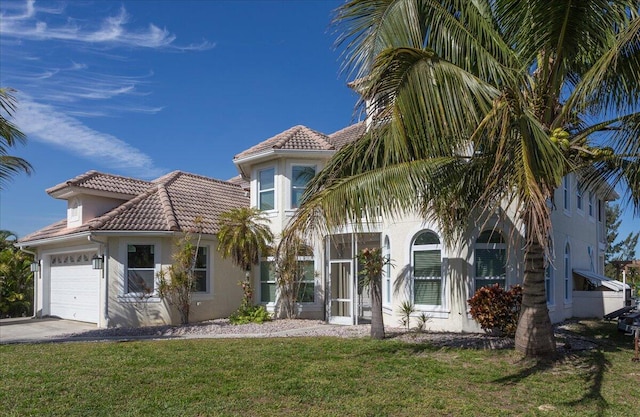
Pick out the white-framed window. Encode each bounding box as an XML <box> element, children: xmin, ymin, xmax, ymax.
<box><xmin>563</xmin><ymin>176</ymin><xmax>571</xmax><ymax>212</ymax></box>
<box><xmin>258</xmin><ymin>167</ymin><xmax>275</xmax><ymax>211</ymax></box>
<box><xmin>260</xmin><ymin>256</ymin><xmax>315</xmax><ymax>303</ymax></box>
<box><xmin>127</xmin><ymin>244</ymin><xmax>156</xmax><ymax>294</ymax></box>
<box><xmin>576</xmin><ymin>183</ymin><xmax>583</xmax><ymax>212</ymax></box>
<box><xmin>383</xmin><ymin>235</ymin><xmax>391</xmax><ymax>306</ymax></box>
<box><xmin>260</xmin><ymin>258</ymin><xmax>276</xmax><ymax>303</ymax></box>
<box><xmin>588</xmin><ymin>192</ymin><xmax>594</xmax><ymax>217</ymax></box>
<box><xmin>412</xmin><ymin>230</ymin><xmax>443</xmax><ymax>306</ymax></box>
<box><xmin>545</xmin><ymin>263</ymin><xmax>554</xmax><ymax>306</ymax></box>
<box><xmin>296</xmin><ymin>257</ymin><xmax>315</xmax><ymax>303</ymax></box>
<box><xmin>564</xmin><ymin>242</ymin><xmax>572</xmax><ymax>302</ymax></box>
<box><xmin>291</xmin><ymin>165</ymin><xmax>316</xmax><ymax>209</ymax></box>
<box><xmin>193</xmin><ymin>246</ymin><xmax>209</xmax><ymax>293</ymax></box>
<box><xmin>597</xmin><ymin>199</ymin><xmax>603</xmax><ymax>223</ymax></box>
<box><xmin>474</xmin><ymin>230</ymin><xmax>507</xmax><ymax>292</ymax></box>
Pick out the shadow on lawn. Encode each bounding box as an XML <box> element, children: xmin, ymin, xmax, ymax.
<box><xmin>492</xmin><ymin>320</ymin><xmax>627</xmax><ymax>417</ymax></box>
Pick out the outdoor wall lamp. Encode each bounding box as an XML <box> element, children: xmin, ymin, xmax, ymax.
<box><xmin>30</xmin><ymin>261</ymin><xmax>40</xmax><ymax>273</ymax></box>
<box><xmin>92</xmin><ymin>254</ymin><xmax>104</xmax><ymax>270</ymax></box>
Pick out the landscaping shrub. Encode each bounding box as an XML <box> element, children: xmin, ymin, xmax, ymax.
<box><xmin>229</xmin><ymin>280</ymin><xmax>272</xmax><ymax>324</ymax></box>
<box><xmin>468</xmin><ymin>284</ymin><xmax>522</xmax><ymax>337</ymax></box>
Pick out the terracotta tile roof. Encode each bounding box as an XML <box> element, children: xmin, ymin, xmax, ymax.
<box><xmin>234</xmin><ymin>125</ymin><xmax>335</xmax><ymax>160</ymax></box>
<box><xmin>46</xmin><ymin>170</ymin><xmax>153</xmax><ymax>197</ymax></box>
<box><xmin>227</xmin><ymin>175</ymin><xmax>250</xmax><ymax>190</ymax></box>
<box><xmin>19</xmin><ymin>171</ymin><xmax>250</xmax><ymax>244</ymax></box>
<box><xmin>328</xmin><ymin>121</ymin><xmax>366</xmax><ymax>149</ymax></box>
<box><xmin>18</xmin><ymin>220</ymin><xmax>77</xmax><ymax>243</ymax></box>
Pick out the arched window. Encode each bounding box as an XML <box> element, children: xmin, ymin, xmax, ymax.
<box><xmin>412</xmin><ymin>230</ymin><xmax>442</xmax><ymax>306</ymax></box>
<box><xmin>474</xmin><ymin>230</ymin><xmax>506</xmax><ymax>291</ymax></box>
<box><xmin>383</xmin><ymin>236</ymin><xmax>391</xmax><ymax>306</ymax></box>
<box><xmin>564</xmin><ymin>243</ymin><xmax>571</xmax><ymax>302</ymax></box>
<box><xmin>545</xmin><ymin>264</ymin><xmax>554</xmax><ymax>305</ymax></box>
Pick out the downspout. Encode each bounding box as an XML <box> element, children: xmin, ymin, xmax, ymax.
<box><xmin>17</xmin><ymin>246</ymin><xmax>39</xmax><ymax>319</ymax></box>
<box><xmin>88</xmin><ymin>235</ymin><xmax>110</xmax><ymax>327</ymax></box>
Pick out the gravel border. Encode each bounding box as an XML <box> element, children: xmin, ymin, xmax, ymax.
<box><xmin>65</xmin><ymin>318</ymin><xmax>600</xmax><ymax>351</ymax></box>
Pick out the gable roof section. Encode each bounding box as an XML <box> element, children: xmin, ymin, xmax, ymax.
<box><xmin>46</xmin><ymin>170</ymin><xmax>153</xmax><ymax>199</ymax></box>
<box><xmin>19</xmin><ymin>171</ymin><xmax>250</xmax><ymax>244</ymax></box>
<box><xmin>234</xmin><ymin>125</ymin><xmax>335</xmax><ymax>161</ymax></box>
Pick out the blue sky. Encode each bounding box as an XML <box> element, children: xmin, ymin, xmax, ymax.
<box><xmin>1</xmin><ymin>0</ymin><xmax>638</xmax><ymax>255</ymax></box>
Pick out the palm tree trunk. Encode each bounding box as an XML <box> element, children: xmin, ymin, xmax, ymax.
<box><xmin>514</xmin><ymin>237</ymin><xmax>556</xmax><ymax>357</ymax></box>
<box><xmin>370</xmin><ymin>277</ymin><xmax>385</xmax><ymax>339</ymax></box>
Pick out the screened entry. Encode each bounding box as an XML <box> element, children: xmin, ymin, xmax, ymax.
<box><xmin>326</xmin><ymin>233</ymin><xmax>381</xmax><ymax>325</ymax></box>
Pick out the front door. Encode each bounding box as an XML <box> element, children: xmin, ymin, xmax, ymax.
<box><xmin>328</xmin><ymin>260</ymin><xmax>353</xmax><ymax>325</ymax></box>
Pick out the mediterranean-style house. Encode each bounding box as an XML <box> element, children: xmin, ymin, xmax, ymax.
<box><xmin>18</xmin><ymin>120</ymin><xmax>629</xmax><ymax>329</ymax></box>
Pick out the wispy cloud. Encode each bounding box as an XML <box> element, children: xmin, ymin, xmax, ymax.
<box><xmin>0</xmin><ymin>0</ymin><xmax>213</xmax><ymax>177</ymax></box>
<box><xmin>14</xmin><ymin>96</ymin><xmax>164</xmax><ymax>179</ymax></box>
<box><xmin>0</xmin><ymin>1</ymin><xmax>215</xmax><ymax>50</ymax></box>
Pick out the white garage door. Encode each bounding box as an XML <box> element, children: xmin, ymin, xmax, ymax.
<box><xmin>50</xmin><ymin>252</ymin><xmax>100</xmax><ymax>323</ymax></box>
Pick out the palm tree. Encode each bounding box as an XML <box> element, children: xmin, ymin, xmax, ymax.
<box><xmin>217</xmin><ymin>207</ymin><xmax>274</xmax><ymax>293</ymax></box>
<box><xmin>357</xmin><ymin>247</ymin><xmax>389</xmax><ymax>339</ymax></box>
<box><xmin>1</xmin><ymin>88</ymin><xmax>33</xmax><ymax>189</ymax></box>
<box><xmin>284</xmin><ymin>0</ymin><xmax>639</xmax><ymax>357</ymax></box>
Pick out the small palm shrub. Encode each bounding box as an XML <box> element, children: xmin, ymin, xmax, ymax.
<box><xmin>229</xmin><ymin>280</ymin><xmax>272</xmax><ymax>324</ymax></box>
<box><xmin>397</xmin><ymin>301</ymin><xmax>415</xmax><ymax>332</ymax></box>
<box><xmin>468</xmin><ymin>284</ymin><xmax>522</xmax><ymax>337</ymax></box>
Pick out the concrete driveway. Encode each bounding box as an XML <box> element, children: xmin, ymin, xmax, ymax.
<box><xmin>0</xmin><ymin>317</ymin><xmax>97</xmax><ymax>344</ymax></box>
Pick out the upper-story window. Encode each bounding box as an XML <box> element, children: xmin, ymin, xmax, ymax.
<box><xmin>588</xmin><ymin>192</ymin><xmax>594</xmax><ymax>217</ymax></box>
<box><xmin>563</xmin><ymin>176</ymin><xmax>571</xmax><ymax>212</ymax></box>
<box><xmin>576</xmin><ymin>184</ymin><xmax>583</xmax><ymax>212</ymax></box>
<box><xmin>597</xmin><ymin>199</ymin><xmax>603</xmax><ymax>223</ymax></box>
<box><xmin>475</xmin><ymin>230</ymin><xmax>506</xmax><ymax>292</ymax></box>
<box><xmin>258</xmin><ymin>168</ymin><xmax>275</xmax><ymax>211</ymax></box>
<box><xmin>412</xmin><ymin>230</ymin><xmax>443</xmax><ymax>306</ymax></box>
<box><xmin>291</xmin><ymin>165</ymin><xmax>316</xmax><ymax>209</ymax></box>
<box><xmin>564</xmin><ymin>242</ymin><xmax>572</xmax><ymax>303</ymax></box>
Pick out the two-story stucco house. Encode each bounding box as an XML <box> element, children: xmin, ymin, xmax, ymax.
<box><xmin>231</xmin><ymin>121</ymin><xmax>627</xmax><ymax>332</ymax></box>
<box><xmin>18</xmin><ymin>121</ymin><xmax>628</xmax><ymax>329</ymax></box>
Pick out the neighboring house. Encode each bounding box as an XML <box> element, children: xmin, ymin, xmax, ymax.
<box><xmin>19</xmin><ymin>122</ymin><xmax>628</xmax><ymax>329</ymax></box>
<box><xmin>18</xmin><ymin>170</ymin><xmax>249</xmax><ymax>327</ymax></box>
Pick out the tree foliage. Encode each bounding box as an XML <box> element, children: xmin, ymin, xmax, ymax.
<box><xmin>217</xmin><ymin>207</ymin><xmax>274</xmax><ymax>323</ymax></box>
<box><xmin>274</xmin><ymin>235</ymin><xmax>313</xmax><ymax>319</ymax></box>
<box><xmin>157</xmin><ymin>231</ymin><xmax>202</xmax><ymax>325</ymax></box>
<box><xmin>356</xmin><ymin>247</ymin><xmax>389</xmax><ymax>339</ymax></box>
<box><xmin>282</xmin><ymin>0</ymin><xmax>640</xmax><ymax>358</ymax></box>
<box><xmin>217</xmin><ymin>208</ymin><xmax>274</xmax><ymax>274</ymax></box>
<box><xmin>0</xmin><ymin>88</ymin><xmax>33</xmax><ymax>190</ymax></box>
<box><xmin>0</xmin><ymin>230</ymin><xmax>34</xmax><ymax>318</ymax></box>
<box><xmin>605</xmin><ymin>203</ymin><xmax>640</xmax><ymax>295</ymax></box>
<box><xmin>605</xmin><ymin>203</ymin><xmax>639</xmax><ymax>277</ymax></box>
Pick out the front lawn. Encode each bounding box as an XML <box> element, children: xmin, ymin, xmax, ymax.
<box><xmin>1</xmin><ymin>320</ymin><xmax>639</xmax><ymax>416</ymax></box>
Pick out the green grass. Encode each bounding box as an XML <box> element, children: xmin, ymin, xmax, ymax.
<box><xmin>1</xmin><ymin>320</ymin><xmax>639</xmax><ymax>416</ymax></box>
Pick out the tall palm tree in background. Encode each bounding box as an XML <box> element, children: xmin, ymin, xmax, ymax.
<box><xmin>284</xmin><ymin>0</ymin><xmax>639</xmax><ymax>357</ymax></box>
<box><xmin>0</xmin><ymin>88</ymin><xmax>32</xmax><ymax>189</ymax></box>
